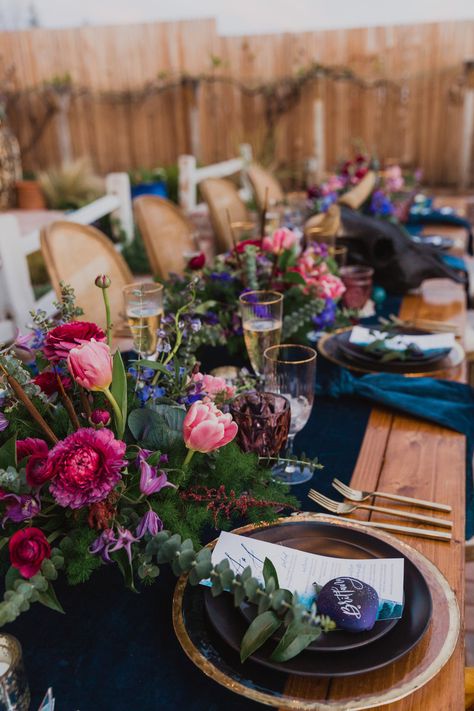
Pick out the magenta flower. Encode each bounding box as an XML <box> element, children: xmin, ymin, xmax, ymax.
<box><xmin>136</xmin><ymin>510</ymin><xmax>163</xmax><ymax>538</ymax></box>
<box><xmin>46</xmin><ymin>428</ymin><xmax>126</xmax><ymax>509</ymax></box>
<box><xmin>90</xmin><ymin>409</ymin><xmax>111</xmax><ymax>428</ymax></box>
<box><xmin>139</xmin><ymin>460</ymin><xmax>176</xmax><ymax>496</ymax></box>
<box><xmin>17</xmin><ymin>438</ymin><xmax>50</xmax><ymax>488</ymax></box>
<box><xmin>109</xmin><ymin>526</ymin><xmax>140</xmax><ymax>564</ymax></box>
<box><xmin>0</xmin><ymin>491</ymin><xmax>40</xmax><ymax>526</ymax></box>
<box><xmin>44</xmin><ymin>321</ymin><xmax>106</xmax><ymax>363</ymax></box>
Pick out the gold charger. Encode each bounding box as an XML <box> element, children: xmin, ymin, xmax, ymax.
<box><xmin>317</xmin><ymin>327</ymin><xmax>465</xmax><ymax>380</ymax></box>
<box><xmin>172</xmin><ymin>514</ymin><xmax>460</xmax><ymax>710</ymax></box>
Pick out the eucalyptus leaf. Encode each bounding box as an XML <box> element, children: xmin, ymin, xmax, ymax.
<box><xmin>127</xmin><ymin>405</ymin><xmax>185</xmax><ymax>450</ymax></box>
<box><xmin>263</xmin><ymin>557</ymin><xmax>279</xmax><ymax>590</ymax></box>
<box><xmin>240</xmin><ymin>610</ymin><xmax>282</xmax><ymax>662</ymax></box>
<box><xmin>270</xmin><ymin>620</ymin><xmax>321</xmax><ymax>662</ymax></box>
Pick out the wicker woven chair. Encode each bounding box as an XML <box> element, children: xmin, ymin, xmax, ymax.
<box><xmin>200</xmin><ymin>178</ymin><xmax>248</xmax><ymax>253</ymax></box>
<box><xmin>304</xmin><ymin>205</ymin><xmax>341</xmax><ymax>244</ymax></box>
<box><xmin>40</xmin><ymin>221</ymin><xmax>133</xmax><ymax>332</ymax></box>
<box><xmin>133</xmin><ymin>195</ymin><xmax>197</xmax><ymax>279</ymax></box>
<box><xmin>338</xmin><ymin>170</ymin><xmax>377</xmax><ymax>210</ymax></box>
<box><xmin>246</xmin><ymin>163</ymin><xmax>284</xmax><ymax>211</ymax></box>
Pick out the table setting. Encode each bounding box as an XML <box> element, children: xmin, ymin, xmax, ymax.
<box><xmin>0</xmin><ymin>191</ymin><xmax>470</xmax><ymax>710</ymax></box>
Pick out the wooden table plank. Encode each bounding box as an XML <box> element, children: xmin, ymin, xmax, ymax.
<box><xmin>282</xmin><ymin>279</ymin><xmax>466</xmax><ymax>709</ymax></box>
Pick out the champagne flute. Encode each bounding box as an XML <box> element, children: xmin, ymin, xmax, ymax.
<box><xmin>123</xmin><ymin>282</ymin><xmax>164</xmax><ymax>357</ymax></box>
<box><xmin>239</xmin><ymin>290</ymin><xmax>283</xmax><ymax>376</ymax></box>
<box><xmin>264</xmin><ymin>343</ymin><xmax>317</xmax><ymax>484</ymax></box>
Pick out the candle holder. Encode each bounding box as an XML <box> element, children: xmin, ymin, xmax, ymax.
<box><xmin>0</xmin><ymin>635</ymin><xmax>30</xmax><ymax>711</ymax></box>
<box><xmin>230</xmin><ymin>392</ymin><xmax>290</xmax><ymax>458</ymax></box>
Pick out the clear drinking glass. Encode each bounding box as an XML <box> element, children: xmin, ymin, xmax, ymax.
<box><xmin>239</xmin><ymin>291</ymin><xmax>283</xmax><ymax>376</ymax></box>
<box><xmin>264</xmin><ymin>344</ymin><xmax>317</xmax><ymax>485</ymax></box>
<box><xmin>123</xmin><ymin>282</ymin><xmax>164</xmax><ymax>357</ymax></box>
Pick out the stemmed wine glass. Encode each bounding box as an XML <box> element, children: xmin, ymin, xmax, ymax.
<box><xmin>263</xmin><ymin>343</ymin><xmax>317</xmax><ymax>484</ymax></box>
<box><xmin>123</xmin><ymin>282</ymin><xmax>164</xmax><ymax>358</ymax></box>
<box><xmin>239</xmin><ymin>290</ymin><xmax>283</xmax><ymax>376</ymax></box>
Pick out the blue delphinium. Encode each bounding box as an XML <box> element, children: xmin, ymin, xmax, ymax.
<box><xmin>312</xmin><ymin>298</ymin><xmax>337</xmax><ymax>330</ymax></box>
<box><xmin>370</xmin><ymin>190</ymin><xmax>394</xmax><ymax>217</ymax></box>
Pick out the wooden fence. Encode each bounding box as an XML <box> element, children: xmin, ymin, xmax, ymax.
<box><xmin>1</xmin><ymin>18</ymin><xmax>473</xmax><ymax>186</ymax></box>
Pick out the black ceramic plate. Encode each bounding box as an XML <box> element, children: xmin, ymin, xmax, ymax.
<box><xmin>201</xmin><ymin>520</ymin><xmax>431</xmax><ymax>677</ymax></box>
<box><xmin>335</xmin><ymin>330</ymin><xmax>450</xmax><ymax>368</ymax></box>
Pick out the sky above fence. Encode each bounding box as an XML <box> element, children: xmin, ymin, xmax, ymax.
<box><xmin>1</xmin><ymin>0</ymin><xmax>474</xmax><ymax>33</ymax></box>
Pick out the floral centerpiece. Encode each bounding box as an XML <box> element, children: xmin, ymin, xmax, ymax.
<box><xmin>0</xmin><ymin>280</ymin><xmax>338</xmax><ymax>663</ymax></box>
<box><xmin>167</xmin><ymin>227</ymin><xmax>348</xmax><ymax>359</ymax></box>
<box><xmin>307</xmin><ymin>152</ymin><xmax>421</xmax><ymax>222</ymax></box>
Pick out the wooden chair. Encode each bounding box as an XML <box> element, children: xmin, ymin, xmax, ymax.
<box><xmin>338</xmin><ymin>170</ymin><xmax>377</xmax><ymax>210</ymax></box>
<box><xmin>246</xmin><ymin>163</ymin><xmax>284</xmax><ymax>211</ymax></box>
<box><xmin>40</xmin><ymin>221</ymin><xmax>133</xmax><ymax>332</ymax></box>
<box><xmin>304</xmin><ymin>205</ymin><xmax>341</xmax><ymax>244</ymax></box>
<box><xmin>200</xmin><ymin>178</ymin><xmax>249</xmax><ymax>253</ymax></box>
<box><xmin>466</xmin><ymin>668</ymin><xmax>474</xmax><ymax>710</ymax></box>
<box><xmin>134</xmin><ymin>195</ymin><xmax>198</xmax><ymax>279</ymax></box>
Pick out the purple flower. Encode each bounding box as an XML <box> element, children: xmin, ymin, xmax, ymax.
<box><xmin>109</xmin><ymin>526</ymin><xmax>140</xmax><ymax>564</ymax></box>
<box><xmin>0</xmin><ymin>492</ymin><xmax>40</xmax><ymax>526</ymax></box>
<box><xmin>139</xmin><ymin>460</ymin><xmax>176</xmax><ymax>496</ymax></box>
<box><xmin>13</xmin><ymin>330</ymin><xmax>34</xmax><ymax>353</ymax></box>
<box><xmin>0</xmin><ymin>413</ymin><xmax>8</xmax><ymax>432</ymax></box>
<box><xmin>136</xmin><ymin>510</ymin><xmax>163</xmax><ymax>538</ymax></box>
<box><xmin>210</xmin><ymin>271</ymin><xmax>233</xmax><ymax>282</ymax></box>
<box><xmin>370</xmin><ymin>189</ymin><xmax>394</xmax><ymax>217</ymax></box>
<box><xmin>312</xmin><ymin>298</ymin><xmax>337</xmax><ymax>329</ymax></box>
<box><xmin>90</xmin><ymin>528</ymin><xmax>117</xmax><ymax>563</ymax></box>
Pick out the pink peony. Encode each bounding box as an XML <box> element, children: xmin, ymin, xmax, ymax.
<box><xmin>67</xmin><ymin>339</ymin><xmax>113</xmax><ymax>391</ymax></box>
<box><xmin>183</xmin><ymin>401</ymin><xmax>237</xmax><ymax>453</ymax></box>
<box><xmin>44</xmin><ymin>321</ymin><xmax>106</xmax><ymax>363</ymax></box>
<box><xmin>192</xmin><ymin>373</ymin><xmax>236</xmax><ymax>402</ymax></box>
<box><xmin>262</xmin><ymin>228</ymin><xmax>297</xmax><ymax>254</ymax></box>
<box><xmin>17</xmin><ymin>438</ymin><xmax>50</xmax><ymax>488</ymax></box>
<box><xmin>46</xmin><ymin>428</ymin><xmax>126</xmax><ymax>509</ymax></box>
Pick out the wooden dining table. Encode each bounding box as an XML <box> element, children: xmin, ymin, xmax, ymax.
<box><xmin>283</xmin><ymin>277</ymin><xmax>467</xmax><ymax>710</ymax></box>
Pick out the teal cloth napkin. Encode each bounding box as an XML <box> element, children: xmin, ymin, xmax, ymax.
<box><xmin>316</xmin><ymin>368</ymin><xmax>474</xmax><ymax>537</ymax></box>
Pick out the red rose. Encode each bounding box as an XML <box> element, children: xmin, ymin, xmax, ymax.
<box><xmin>235</xmin><ymin>239</ymin><xmax>262</xmax><ymax>254</ymax></box>
<box><xmin>9</xmin><ymin>527</ymin><xmax>51</xmax><ymax>578</ymax></box>
<box><xmin>34</xmin><ymin>372</ymin><xmax>72</xmax><ymax>396</ymax></box>
<box><xmin>17</xmin><ymin>438</ymin><xmax>51</xmax><ymax>488</ymax></box>
<box><xmin>354</xmin><ymin>167</ymin><xmax>368</xmax><ymax>180</ymax></box>
<box><xmin>188</xmin><ymin>252</ymin><xmax>206</xmax><ymax>270</ymax></box>
<box><xmin>44</xmin><ymin>322</ymin><xmax>106</xmax><ymax>363</ymax></box>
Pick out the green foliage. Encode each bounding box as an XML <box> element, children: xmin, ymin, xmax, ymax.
<box><xmin>121</xmin><ymin>230</ymin><xmax>151</xmax><ymax>275</ymax></box>
<box><xmin>60</xmin><ymin>529</ymin><xmax>102</xmax><ymax>585</ymax></box>
<box><xmin>111</xmin><ymin>351</ymin><xmax>127</xmax><ymax>438</ymax></box>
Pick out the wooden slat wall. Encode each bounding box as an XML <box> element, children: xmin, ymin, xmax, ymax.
<box><xmin>1</xmin><ymin>18</ymin><xmax>473</xmax><ymax>185</ymax></box>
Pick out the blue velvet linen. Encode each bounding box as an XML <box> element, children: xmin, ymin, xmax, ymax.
<box><xmin>316</xmin><ymin>367</ymin><xmax>474</xmax><ymax>538</ymax></box>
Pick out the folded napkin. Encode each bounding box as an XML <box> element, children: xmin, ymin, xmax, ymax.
<box><xmin>349</xmin><ymin>326</ymin><xmax>455</xmax><ymax>352</ymax></box>
<box><xmin>316</xmin><ymin>367</ymin><xmax>474</xmax><ymax>537</ymax></box>
<box><xmin>408</xmin><ymin>203</ymin><xmax>473</xmax><ymax>256</ymax></box>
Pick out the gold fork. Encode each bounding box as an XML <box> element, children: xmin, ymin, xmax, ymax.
<box><xmin>308</xmin><ymin>489</ymin><xmax>452</xmax><ymax>528</ymax></box>
<box><xmin>332</xmin><ymin>478</ymin><xmax>452</xmax><ymax>513</ymax></box>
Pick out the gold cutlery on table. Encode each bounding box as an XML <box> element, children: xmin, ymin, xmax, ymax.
<box><xmin>331</xmin><ymin>478</ymin><xmax>452</xmax><ymax>513</ymax></box>
<box><xmin>308</xmin><ymin>489</ymin><xmax>453</xmax><ymax>528</ymax></box>
<box><xmin>295</xmin><ymin>512</ymin><xmax>452</xmax><ymax>542</ymax></box>
<box><xmin>380</xmin><ymin>314</ymin><xmax>461</xmax><ymax>337</ymax></box>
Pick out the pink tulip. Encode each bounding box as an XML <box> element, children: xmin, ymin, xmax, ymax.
<box><xmin>183</xmin><ymin>401</ymin><xmax>238</xmax><ymax>454</ymax></box>
<box><xmin>67</xmin><ymin>339</ymin><xmax>113</xmax><ymax>391</ymax></box>
<box><xmin>262</xmin><ymin>228</ymin><xmax>297</xmax><ymax>254</ymax></box>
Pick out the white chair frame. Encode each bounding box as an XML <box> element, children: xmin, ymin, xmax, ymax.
<box><xmin>0</xmin><ymin>172</ymin><xmax>133</xmax><ymax>339</ymax></box>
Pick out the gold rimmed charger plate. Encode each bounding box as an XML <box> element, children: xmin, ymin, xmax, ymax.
<box><xmin>318</xmin><ymin>327</ymin><xmax>465</xmax><ymax>380</ymax></box>
<box><xmin>172</xmin><ymin>514</ymin><xmax>460</xmax><ymax>710</ymax></box>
